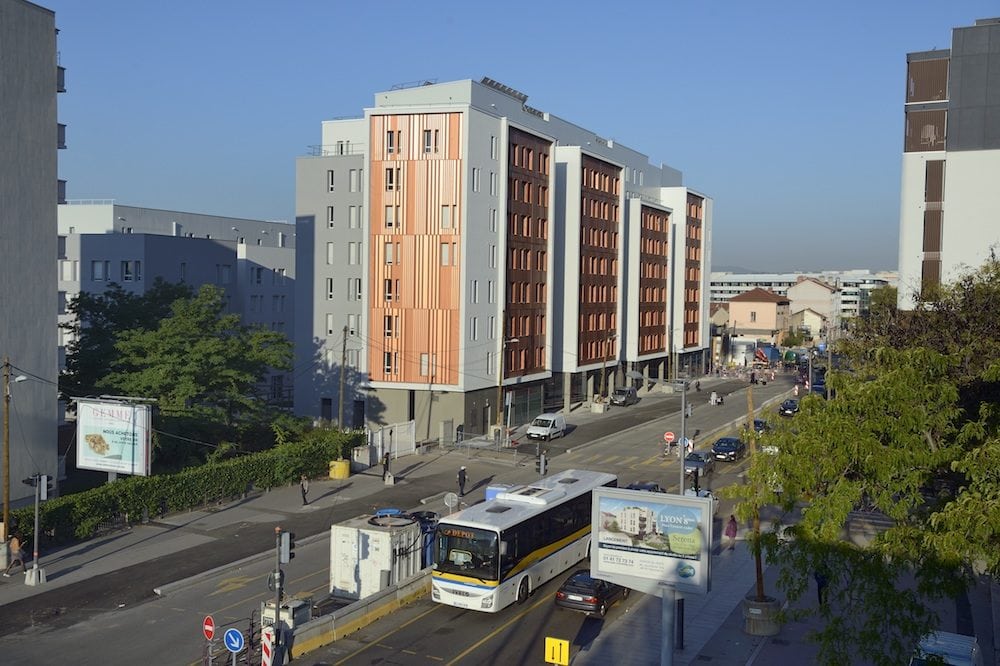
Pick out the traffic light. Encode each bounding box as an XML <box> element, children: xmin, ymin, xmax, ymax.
<box><xmin>279</xmin><ymin>531</ymin><xmax>296</xmax><ymax>563</ymax></box>
<box><xmin>534</xmin><ymin>453</ymin><xmax>547</xmax><ymax>476</ymax></box>
<box><xmin>40</xmin><ymin>474</ymin><xmax>53</xmax><ymax>501</ymax></box>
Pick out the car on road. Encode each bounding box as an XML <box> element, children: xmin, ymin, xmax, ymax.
<box><xmin>748</xmin><ymin>419</ymin><xmax>770</xmax><ymax>435</ymax></box>
<box><xmin>684</xmin><ymin>451</ymin><xmax>715</xmax><ymax>478</ymax></box>
<box><xmin>526</xmin><ymin>413</ymin><xmax>566</xmax><ymax>440</ymax></box>
<box><xmin>554</xmin><ymin>569</ymin><xmax>629</xmax><ymax>617</ymax></box>
<box><xmin>778</xmin><ymin>399</ymin><xmax>799</xmax><ymax>417</ymax></box>
<box><xmin>684</xmin><ymin>487</ymin><xmax>719</xmax><ymax>515</ymax></box>
<box><xmin>711</xmin><ymin>436</ymin><xmax>747</xmax><ymax>462</ymax></box>
<box><xmin>625</xmin><ymin>481</ymin><xmax>666</xmax><ymax>493</ymax></box>
<box><xmin>610</xmin><ymin>386</ymin><xmax>639</xmax><ymax>406</ymax></box>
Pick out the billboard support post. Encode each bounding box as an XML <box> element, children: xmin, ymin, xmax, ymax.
<box><xmin>660</xmin><ymin>585</ymin><xmax>675</xmax><ymax>665</ymax></box>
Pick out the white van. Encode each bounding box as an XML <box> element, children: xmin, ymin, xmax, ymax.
<box><xmin>910</xmin><ymin>631</ymin><xmax>983</xmax><ymax>666</ymax></box>
<box><xmin>526</xmin><ymin>413</ymin><xmax>566</xmax><ymax>441</ymax></box>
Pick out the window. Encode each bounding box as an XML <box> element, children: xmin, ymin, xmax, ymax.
<box><xmin>327</xmin><ymin>242</ymin><xmax>335</xmax><ymax>265</ymax></box>
<box><xmin>91</xmin><ymin>260</ymin><xmax>110</xmax><ymax>281</ymax></box>
<box><xmin>326</xmin><ymin>313</ymin><xmax>335</xmax><ymax>335</ymax></box>
<box><xmin>217</xmin><ymin>264</ymin><xmax>232</xmax><ymax>285</ymax></box>
<box><xmin>384</xmin><ymin>352</ymin><xmax>393</xmax><ymax>374</ymax></box>
<box><xmin>270</xmin><ymin>375</ymin><xmax>284</xmax><ymax>401</ymax></box>
<box><xmin>384</xmin><ymin>315</ymin><xmax>395</xmax><ymax>337</ymax></box>
<box><xmin>349</xmin><ymin>169</ymin><xmax>361</xmax><ymax>192</ymax></box>
<box><xmin>386</xmin><ymin>129</ymin><xmax>396</xmax><ymax>154</ymax></box>
<box><xmin>348</xmin><ymin>278</ymin><xmax>362</xmax><ymax>301</ymax></box>
<box><xmin>750</xmin><ymin>311</ymin><xmax>757</xmax><ymax>323</ymax></box>
<box><xmin>471</xmin><ymin>280</ymin><xmax>479</xmax><ymax>303</ymax></box>
<box><xmin>489</xmin><ymin>245</ymin><xmax>496</xmax><ymax>268</ymax></box>
<box><xmin>59</xmin><ymin>259</ymin><xmax>77</xmax><ymax>281</ymax></box>
<box><xmin>490</xmin><ymin>208</ymin><xmax>497</xmax><ymax>232</ymax></box>
<box><xmin>385</xmin><ymin>242</ymin><xmax>395</xmax><ymax>264</ymax></box>
<box><xmin>385</xmin><ymin>205</ymin><xmax>395</xmax><ymax>228</ymax></box>
<box><xmin>489</xmin><ymin>315</ymin><xmax>496</xmax><ymax>339</ymax></box>
<box><xmin>473</xmin><ymin>168</ymin><xmax>481</xmax><ymax>192</ymax></box>
<box><xmin>326</xmin><ymin>278</ymin><xmax>335</xmax><ymax>300</ymax></box>
<box><xmin>349</xmin><ymin>205</ymin><xmax>361</xmax><ymax>229</ymax></box>
<box><xmin>273</xmin><ymin>267</ymin><xmax>287</xmax><ymax>285</ymax></box>
<box><xmin>327</xmin><ymin>170</ymin><xmax>335</xmax><ymax>192</ymax></box>
<box><xmin>348</xmin><ymin>242</ymin><xmax>360</xmax><ymax>265</ymax></box>
<box><xmin>327</xmin><ymin>206</ymin><xmax>335</xmax><ymax>227</ymax></box>
<box><xmin>385</xmin><ymin>167</ymin><xmax>399</xmax><ymax>191</ymax></box>
<box><xmin>490</xmin><ymin>172</ymin><xmax>497</xmax><ymax>196</ymax></box>
<box><xmin>346</xmin><ymin>349</ymin><xmax>359</xmax><ymax>367</ymax></box>
<box><xmin>347</xmin><ymin>313</ymin><xmax>358</xmax><ymax>336</ymax></box>
<box><xmin>471</xmin><ymin>316</ymin><xmax>479</xmax><ymax>341</ymax></box>
<box><xmin>384</xmin><ymin>278</ymin><xmax>394</xmax><ymax>301</ymax></box>
<box><xmin>272</xmin><ymin>295</ymin><xmax>281</xmax><ymax>312</ymax></box>
<box><xmin>440</xmin><ymin>243</ymin><xmax>451</xmax><ymax>266</ymax></box>
<box><xmin>423</xmin><ymin>129</ymin><xmax>433</xmax><ymax>153</ymax></box>
<box><xmin>489</xmin><ymin>280</ymin><xmax>496</xmax><ymax>303</ymax></box>
<box><xmin>441</xmin><ymin>205</ymin><xmax>452</xmax><ymax>229</ymax></box>
<box><xmin>420</xmin><ymin>353</ymin><xmax>429</xmax><ymax>376</ymax></box>
<box><xmin>58</xmin><ymin>291</ymin><xmax>67</xmax><ymax>315</ymax></box>
<box><xmin>490</xmin><ymin>135</ymin><xmax>498</xmax><ymax>160</ymax></box>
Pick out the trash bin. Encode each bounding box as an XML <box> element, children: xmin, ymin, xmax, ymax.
<box><xmin>329</xmin><ymin>459</ymin><xmax>350</xmax><ymax>479</ymax></box>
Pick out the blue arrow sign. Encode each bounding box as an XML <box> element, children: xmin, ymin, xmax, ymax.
<box><xmin>223</xmin><ymin>628</ymin><xmax>244</xmax><ymax>653</ymax></box>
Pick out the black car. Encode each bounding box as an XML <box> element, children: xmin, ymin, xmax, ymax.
<box><xmin>554</xmin><ymin>569</ymin><xmax>629</xmax><ymax>617</ymax></box>
<box><xmin>750</xmin><ymin>419</ymin><xmax>770</xmax><ymax>435</ymax></box>
<box><xmin>625</xmin><ymin>481</ymin><xmax>666</xmax><ymax>493</ymax></box>
<box><xmin>684</xmin><ymin>451</ymin><xmax>715</xmax><ymax>478</ymax></box>
<box><xmin>711</xmin><ymin>436</ymin><xmax>747</xmax><ymax>462</ymax></box>
<box><xmin>778</xmin><ymin>399</ymin><xmax>799</xmax><ymax>417</ymax></box>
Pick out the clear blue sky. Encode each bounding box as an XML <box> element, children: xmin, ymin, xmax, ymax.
<box><xmin>46</xmin><ymin>1</ymin><xmax>999</xmax><ymax>272</ymax></box>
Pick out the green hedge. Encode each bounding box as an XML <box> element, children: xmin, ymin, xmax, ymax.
<box><xmin>11</xmin><ymin>429</ymin><xmax>362</xmax><ymax>545</ymax></box>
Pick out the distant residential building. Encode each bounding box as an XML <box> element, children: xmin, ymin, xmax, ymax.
<box><xmin>786</xmin><ymin>277</ymin><xmax>838</xmax><ymax>325</ymax></box>
<box><xmin>295</xmin><ymin>78</ymin><xmax>713</xmax><ymax>437</ymax></box>
<box><xmin>1</xmin><ymin>0</ymin><xmax>61</xmax><ymax>506</ymax></box>
<box><xmin>58</xmin><ymin>203</ymin><xmax>296</xmax><ymax>402</ymax></box>
<box><xmin>725</xmin><ymin>288</ymin><xmax>789</xmax><ymax>364</ymax></box>
<box><xmin>898</xmin><ymin>17</ymin><xmax>1000</xmax><ymax>308</ymax></box>
<box><xmin>788</xmin><ymin>308</ymin><xmax>826</xmax><ymax>339</ymax></box>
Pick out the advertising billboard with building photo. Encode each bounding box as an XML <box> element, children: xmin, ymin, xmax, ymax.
<box><xmin>75</xmin><ymin>399</ymin><xmax>152</xmax><ymax>476</ymax></box>
<box><xmin>591</xmin><ymin>488</ymin><xmax>712</xmax><ymax>595</ymax></box>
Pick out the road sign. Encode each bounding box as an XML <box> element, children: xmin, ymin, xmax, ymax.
<box><xmin>544</xmin><ymin>636</ymin><xmax>569</xmax><ymax>666</ymax></box>
<box><xmin>261</xmin><ymin>626</ymin><xmax>274</xmax><ymax>666</ymax></box>
<box><xmin>224</xmin><ymin>628</ymin><xmax>245</xmax><ymax>653</ymax></box>
<box><xmin>663</xmin><ymin>431</ymin><xmax>675</xmax><ymax>443</ymax></box>
<box><xmin>202</xmin><ymin>615</ymin><xmax>215</xmax><ymax>641</ymax></box>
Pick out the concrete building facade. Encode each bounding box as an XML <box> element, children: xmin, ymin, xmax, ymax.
<box><xmin>295</xmin><ymin>78</ymin><xmax>712</xmax><ymax>438</ymax></box>
<box><xmin>899</xmin><ymin>17</ymin><xmax>1000</xmax><ymax>308</ymax></box>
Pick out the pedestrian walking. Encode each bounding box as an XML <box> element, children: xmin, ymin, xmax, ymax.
<box><xmin>695</xmin><ymin>380</ymin><xmax>701</xmax><ymax>392</ymax></box>
<box><xmin>3</xmin><ymin>534</ymin><xmax>25</xmax><ymax>576</ymax></box>
<box><xmin>724</xmin><ymin>515</ymin><xmax>738</xmax><ymax>551</ymax></box>
<box><xmin>457</xmin><ymin>466</ymin><xmax>467</xmax><ymax>497</ymax></box>
<box><xmin>814</xmin><ymin>569</ymin><xmax>830</xmax><ymax>606</ymax></box>
<box><xmin>382</xmin><ymin>451</ymin><xmax>391</xmax><ymax>481</ymax></box>
<box><xmin>300</xmin><ymin>474</ymin><xmax>310</xmax><ymax>506</ymax></box>
<box><xmin>685</xmin><ymin>437</ymin><xmax>694</xmax><ymax>455</ymax></box>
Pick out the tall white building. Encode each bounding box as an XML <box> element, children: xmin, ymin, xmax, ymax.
<box><xmin>295</xmin><ymin>78</ymin><xmax>713</xmax><ymax>438</ymax></box>
<box><xmin>898</xmin><ymin>17</ymin><xmax>1000</xmax><ymax>308</ymax></box>
<box><xmin>0</xmin><ymin>0</ymin><xmax>62</xmax><ymax>509</ymax></box>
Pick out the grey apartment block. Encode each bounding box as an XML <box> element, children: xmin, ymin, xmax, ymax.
<box><xmin>58</xmin><ymin>204</ymin><xmax>296</xmax><ymax>402</ymax></box>
<box><xmin>0</xmin><ymin>0</ymin><xmax>60</xmax><ymax>506</ymax></box>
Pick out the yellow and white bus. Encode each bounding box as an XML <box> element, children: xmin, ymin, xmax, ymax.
<box><xmin>431</xmin><ymin>469</ymin><xmax>617</xmax><ymax>612</ymax></box>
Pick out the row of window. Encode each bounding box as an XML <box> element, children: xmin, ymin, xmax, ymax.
<box><xmin>639</xmin><ymin>308</ymin><xmax>666</xmax><ymax>327</ymax></box>
<box><xmin>326</xmin><ymin>313</ymin><xmax>359</xmax><ymax>337</ymax></box>
<box><xmin>510</xmin><ymin>144</ymin><xmax>549</xmax><ymax>175</ymax></box>
<box><xmin>582</xmin><ymin>255</ymin><xmax>615</xmax><ymax>275</ymax></box>
<box><xmin>581</xmin><ymin>226</ymin><xmax>617</xmax><ymax>250</ymax></box>
<box><xmin>385</xmin><ymin>128</ymin><xmax>441</xmax><ymax>156</ymax></box>
<box><xmin>583</xmin><ymin>198</ymin><xmax>618</xmax><ymax>222</ymax></box>
<box><xmin>640</xmin><ymin>237</ymin><xmax>667</xmax><ymax>255</ymax></box>
<box><xmin>325</xmin><ymin>277</ymin><xmax>363</xmax><ymax>301</ymax></box>
<box><xmin>641</xmin><ymin>212</ymin><xmax>669</xmax><ymax>232</ymax></box>
<box><xmin>581</xmin><ymin>312</ymin><xmax>616</xmax><ymax>331</ymax></box>
<box><xmin>248</xmin><ymin>295</ymin><xmax>287</xmax><ymax>313</ymax></box>
<box><xmin>326</xmin><ymin>205</ymin><xmax>363</xmax><ymax>229</ymax></box>
<box><xmin>509</xmin><ymin>179</ymin><xmax>548</xmax><ymax>205</ymax></box>
<box><xmin>509</xmin><ymin>281</ymin><xmax>545</xmax><ymax>305</ymax></box>
<box><xmin>582</xmin><ymin>168</ymin><xmax>620</xmax><ymax>195</ymax></box>
<box><xmin>510</xmin><ymin>248</ymin><xmax>546</xmax><ymax>272</ymax></box>
<box><xmin>249</xmin><ymin>266</ymin><xmax>289</xmax><ymax>286</ymax></box>
<box><xmin>509</xmin><ymin>214</ymin><xmax>548</xmax><ymax>239</ymax></box>
<box><xmin>91</xmin><ymin>260</ymin><xmax>142</xmax><ymax>282</ymax></box>
<box><xmin>639</xmin><ymin>333</ymin><xmax>666</xmax><ymax>350</ymax></box>
<box><xmin>326</xmin><ymin>169</ymin><xmax>364</xmax><ymax>193</ymax></box>
<box><xmin>580</xmin><ymin>283</ymin><xmax>616</xmax><ymax>303</ymax></box>
<box><xmin>640</xmin><ymin>286</ymin><xmax>666</xmax><ymax>302</ymax></box>
<box><xmin>508</xmin><ymin>313</ymin><xmax>545</xmax><ymax>339</ymax></box>
<box><xmin>640</xmin><ymin>262</ymin><xmax>667</xmax><ymax>279</ymax></box>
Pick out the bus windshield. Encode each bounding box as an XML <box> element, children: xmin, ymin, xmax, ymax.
<box><xmin>434</xmin><ymin>525</ymin><xmax>499</xmax><ymax>581</ymax></box>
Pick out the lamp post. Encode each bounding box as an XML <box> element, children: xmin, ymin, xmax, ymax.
<box><xmin>2</xmin><ymin>357</ymin><xmax>27</xmax><ymax>539</ymax></box>
<box><xmin>599</xmin><ymin>333</ymin><xmax>617</xmax><ymax>400</ymax></box>
<box><xmin>496</xmin><ymin>337</ymin><xmax>519</xmax><ymax>445</ymax></box>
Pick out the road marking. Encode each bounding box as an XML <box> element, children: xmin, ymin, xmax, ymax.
<box><xmin>446</xmin><ymin>594</ymin><xmax>552</xmax><ymax>665</ymax></box>
<box><xmin>617</xmin><ymin>456</ymin><xmax>639</xmax><ymax>465</ymax></box>
<box><xmin>334</xmin><ymin>605</ymin><xmax>441</xmax><ymax>665</ymax></box>
<box><xmin>209</xmin><ymin>575</ymin><xmax>256</xmax><ymax>596</ymax></box>
<box><xmin>639</xmin><ymin>455</ymin><xmax>662</xmax><ymax>466</ymax></box>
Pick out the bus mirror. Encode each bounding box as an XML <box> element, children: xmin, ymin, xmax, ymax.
<box><xmin>499</xmin><ymin>541</ymin><xmax>508</xmax><ymax>556</ymax></box>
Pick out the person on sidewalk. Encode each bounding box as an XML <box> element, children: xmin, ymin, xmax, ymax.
<box><xmin>3</xmin><ymin>534</ymin><xmax>25</xmax><ymax>577</ymax></box>
<box><xmin>457</xmin><ymin>466</ymin><xmax>467</xmax><ymax>497</ymax></box>
<box><xmin>382</xmin><ymin>452</ymin><xmax>391</xmax><ymax>481</ymax></box>
<box><xmin>300</xmin><ymin>474</ymin><xmax>310</xmax><ymax>506</ymax></box>
<box><xmin>724</xmin><ymin>515</ymin><xmax>738</xmax><ymax>551</ymax></box>
<box><xmin>814</xmin><ymin>569</ymin><xmax>830</xmax><ymax>606</ymax></box>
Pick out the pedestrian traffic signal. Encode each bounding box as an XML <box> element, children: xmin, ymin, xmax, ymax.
<box><xmin>280</xmin><ymin>531</ymin><xmax>296</xmax><ymax>563</ymax></box>
<box><xmin>40</xmin><ymin>474</ymin><xmax>52</xmax><ymax>501</ymax></box>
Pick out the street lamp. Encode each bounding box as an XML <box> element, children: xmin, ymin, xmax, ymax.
<box><xmin>3</xmin><ymin>357</ymin><xmax>27</xmax><ymax>539</ymax></box>
<box><xmin>599</xmin><ymin>333</ymin><xmax>617</xmax><ymax>400</ymax></box>
<box><xmin>496</xmin><ymin>337</ymin><xmax>519</xmax><ymax>445</ymax></box>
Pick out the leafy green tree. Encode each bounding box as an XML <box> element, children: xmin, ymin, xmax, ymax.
<box><xmin>105</xmin><ymin>284</ymin><xmax>293</xmax><ymax>468</ymax></box>
<box><xmin>60</xmin><ymin>279</ymin><xmax>194</xmax><ymax>401</ymax></box>
<box><xmin>781</xmin><ymin>327</ymin><xmax>805</xmax><ymax>348</ymax></box>
<box><xmin>732</xmin><ymin>258</ymin><xmax>1000</xmax><ymax>665</ymax></box>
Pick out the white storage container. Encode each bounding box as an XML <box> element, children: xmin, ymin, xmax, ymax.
<box><xmin>329</xmin><ymin>513</ymin><xmax>422</xmax><ymax>600</ymax></box>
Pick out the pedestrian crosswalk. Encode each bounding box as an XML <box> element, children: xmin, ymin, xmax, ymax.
<box><xmin>566</xmin><ymin>450</ymin><xmax>684</xmax><ymax>470</ymax></box>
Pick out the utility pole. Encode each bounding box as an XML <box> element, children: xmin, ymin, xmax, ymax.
<box><xmin>338</xmin><ymin>325</ymin><xmax>347</xmax><ymax>428</ymax></box>
<box><xmin>3</xmin><ymin>357</ymin><xmax>10</xmax><ymax>539</ymax></box>
<box><xmin>273</xmin><ymin>526</ymin><xmax>284</xmax><ymax>656</ymax></box>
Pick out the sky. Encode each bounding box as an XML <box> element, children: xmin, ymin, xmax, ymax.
<box><xmin>45</xmin><ymin>1</ymin><xmax>1000</xmax><ymax>273</ymax></box>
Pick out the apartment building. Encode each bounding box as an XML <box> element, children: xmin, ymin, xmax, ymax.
<box><xmin>899</xmin><ymin>17</ymin><xmax>1000</xmax><ymax>308</ymax></box>
<box><xmin>58</xmin><ymin>203</ymin><xmax>296</xmax><ymax>401</ymax></box>
<box><xmin>295</xmin><ymin>78</ymin><xmax>712</xmax><ymax>438</ymax></box>
<box><xmin>0</xmin><ymin>0</ymin><xmax>62</xmax><ymax>509</ymax></box>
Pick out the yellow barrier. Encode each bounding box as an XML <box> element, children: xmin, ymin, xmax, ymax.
<box><xmin>328</xmin><ymin>460</ymin><xmax>350</xmax><ymax>480</ymax></box>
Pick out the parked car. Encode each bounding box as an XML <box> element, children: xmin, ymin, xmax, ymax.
<box><xmin>749</xmin><ymin>419</ymin><xmax>770</xmax><ymax>435</ymax></box>
<box><xmin>554</xmin><ymin>569</ymin><xmax>629</xmax><ymax>617</ymax></box>
<box><xmin>684</xmin><ymin>487</ymin><xmax>719</xmax><ymax>515</ymax></box>
<box><xmin>526</xmin><ymin>413</ymin><xmax>566</xmax><ymax>440</ymax></box>
<box><xmin>778</xmin><ymin>399</ymin><xmax>799</xmax><ymax>417</ymax></box>
<box><xmin>684</xmin><ymin>451</ymin><xmax>715</xmax><ymax>478</ymax></box>
<box><xmin>625</xmin><ymin>481</ymin><xmax>666</xmax><ymax>493</ymax></box>
<box><xmin>711</xmin><ymin>436</ymin><xmax>747</xmax><ymax>462</ymax></box>
<box><xmin>610</xmin><ymin>386</ymin><xmax>638</xmax><ymax>406</ymax></box>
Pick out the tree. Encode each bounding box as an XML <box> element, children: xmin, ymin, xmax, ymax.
<box><xmin>105</xmin><ymin>284</ymin><xmax>293</xmax><ymax>468</ymax></box>
<box><xmin>61</xmin><ymin>279</ymin><xmax>194</xmax><ymax>401</ymax></box>
<box><xmin>735</xmin><ymin>258</ymin><xmax>1000</xmax><ymax>665</ymax></box>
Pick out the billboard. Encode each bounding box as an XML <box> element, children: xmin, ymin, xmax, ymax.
<box><xmin>76</xmin><ymin>399</ymin><xmax>152</xmax><ymax>476</ymax></box>
<box><xmin>591</xmin><ymin>488</ymin><xmax>712</xmax><ymax>595</ymax></box>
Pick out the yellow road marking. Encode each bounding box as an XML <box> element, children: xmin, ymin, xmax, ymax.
<box><xmin>209</xmin><ymin>575</ymin><xmax>256</xmax><ymax>596</ymax></box>
<box><xmin>446</xmin><ymin>594</ymin><xmax>552</xmax><ymax>665</ymax></box>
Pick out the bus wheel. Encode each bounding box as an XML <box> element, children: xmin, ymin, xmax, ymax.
<box><xmin>517</xmin><ymin>578</ymin><xmax>529</xmax><ymax>604</ymax></box>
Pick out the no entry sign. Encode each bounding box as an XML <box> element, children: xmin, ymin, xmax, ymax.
<box><xmin>202</xmin><ymin>614</ymin><xmax>215</xmax><ymax>641</ymax></box>
<box><xmin>663</xmin><ymin>431</ymin><xmax>675</xmax><ymax>444</ymax></box>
